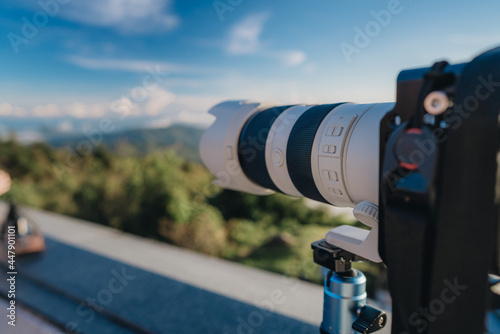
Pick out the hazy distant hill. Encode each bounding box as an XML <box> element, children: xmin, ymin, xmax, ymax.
<box><xmin>47</xmin><ymin>124</ymin><xmax>204</xmax><ymax>162</ymax></box>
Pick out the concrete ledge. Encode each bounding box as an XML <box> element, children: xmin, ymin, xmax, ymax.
<box><xmin>0</xmin><ymin>203</ymin><xmax>394</xmax><ymax>333</ymax></box>
<box><xmin>0</xmin><ymin>298</ymin><xmax>63</xmax><ymax>334</ymax></box>
<box><xmin>0</xmin><ymin>203</ymin><xmax>324</xmax><ymax>333</ymax></box>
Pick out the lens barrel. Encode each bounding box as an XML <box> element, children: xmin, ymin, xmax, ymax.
<box><xmin>200</xmin><ymin>100</ymin><xmax>394</xmax><ymax>208</ymax></box>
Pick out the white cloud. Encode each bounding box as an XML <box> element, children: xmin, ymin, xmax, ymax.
<box><xmin>303</xmin><ymin>63</ymin><xmax>317</xmax><ymax>74</ymax></box>
<box><xmin>60</xmin><ymin>0</ymin><xmax>179</xmax><ymax>34</ymax></box>
<box><xmin>145</xmin><ymin>94</ymin><xmax>219</xmax><ymax>127</ymax></box>
<box><xmin>0</xmin><ymin>103</ymin><xmax>13</xmax><ymax>116</ymax></box>
<box><xmin>32</xmin><ymin>104</ymin><xmax>60</xmax><ymax>117</ymax></box>
<box><xmin>146</xmin><ymin>89</ymin><xmax>176</xmax><ymax>115</ymax></box>
<box><xmin>66</xmin><ymin>56</ymin><xmax>217</xmax><ymax>75</ymax></box>
<box><xmin>14</xmin><ymin>107</ymin><xmax>28</xmax><ymax>117</ymax></box>
<box><xmin>280</xmin><ymin>50</ymin><xmax>307</xmax><ymax>66</ymax></box>
<box><xmin>225</xmin><ymin>13</ymin><xmax>307</xmax><ymax>67</ymax></box>
<box><xmin>172</xmin><ymin>95</ymin><xmax>221</xmax><ymax>111</ymax></box>
<box><xmin>57</xmin><ymin>120</ymin><xmax>74</xmax><ymax>132</ymax></box>
<box><xmin>227</xmin><ymin>12</ymin><xmax>270</xmax><ymax>55</ymax></box>
<box><xmin>0</xmin><ymin>103</ymin><xmax>28</xmax><ymax>117</ymax></box>
<box><xmin>66</xmin><ymin>56</ymin><xmax>174</xmax><ymax>73</ymax></box>
<box><xmin>176</xmin><ymin>109</ymin><xmax>214</xmax><ymax>125</ymax></box>
<box><xmin>67</xmin><ymin>103</ymin><xmax>108</xmax><ymax>118</ymax></box>
<box><xmin>0</xmin><ymin>88</ymin><xmax>218</xmax><ymax>128</ymax></box>
<box><xmin>66</xmin><ymin>103</ymin><xmax>89</xmax><ymax>118</ymax></box>
<box><xmin>112</xmin><ymin>97</ymin><xmax>140</xmax><ymax>116</ymax></box>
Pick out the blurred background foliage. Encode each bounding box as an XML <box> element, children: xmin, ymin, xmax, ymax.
<box><xmin>0</xmin><ymin>133</ymin><xmax>384</xmax><ymax>294</ymax></box>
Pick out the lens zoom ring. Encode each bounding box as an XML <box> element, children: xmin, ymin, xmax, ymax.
<box><xmin>286</xmin><ymin>103</ymin><xmax>345</xmax><ymax>203</ymax></box>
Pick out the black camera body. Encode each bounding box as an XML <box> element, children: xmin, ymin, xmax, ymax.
<box><xmin>379</xmin><ymin>47</ymin><xmax>500</xmax><ymax>334</ymax></box>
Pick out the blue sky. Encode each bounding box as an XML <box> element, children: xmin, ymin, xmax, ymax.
<box><xmin>1</xmin><ymin>0</ymin><xmax>500</xmax><ymax>137</ymax></box>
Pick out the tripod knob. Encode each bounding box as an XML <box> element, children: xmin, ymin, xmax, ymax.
<box><xmin>352</xmin><ymin>305</ymin><xmax>387</xmax><ymax>334</ymax></box>
<box><xmin>353</xmin><ymin>201</ymin><xmax>379</xmax><ymax>227</ymax></box>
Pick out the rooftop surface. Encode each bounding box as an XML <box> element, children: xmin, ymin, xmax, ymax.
<box><xmin>0</xmin><ymin>203</ymin><xmax>391</xmax><ymax>333</ymax></box>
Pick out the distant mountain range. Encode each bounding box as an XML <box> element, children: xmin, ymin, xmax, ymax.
<box><xmin>47</xmin><ymin>124</ymin><xmax>205</xmax><ymax>162</ymax></box>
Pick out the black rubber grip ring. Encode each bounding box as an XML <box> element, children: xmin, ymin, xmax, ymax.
<box><xmin>286</xmin><ymin>103</ymin><xmax>345</xmax><ymax>203</ymax></box>
<box><xmin>238</xmin><ymin>105</ymin><xmax>294</xmax><ymax>192</ymax></box>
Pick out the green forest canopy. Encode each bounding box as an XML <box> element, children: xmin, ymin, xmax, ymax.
<box><xmin>0</xmin><ymin>136</ymin><xmax>383</xmax><ymax>289</ymax></box>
